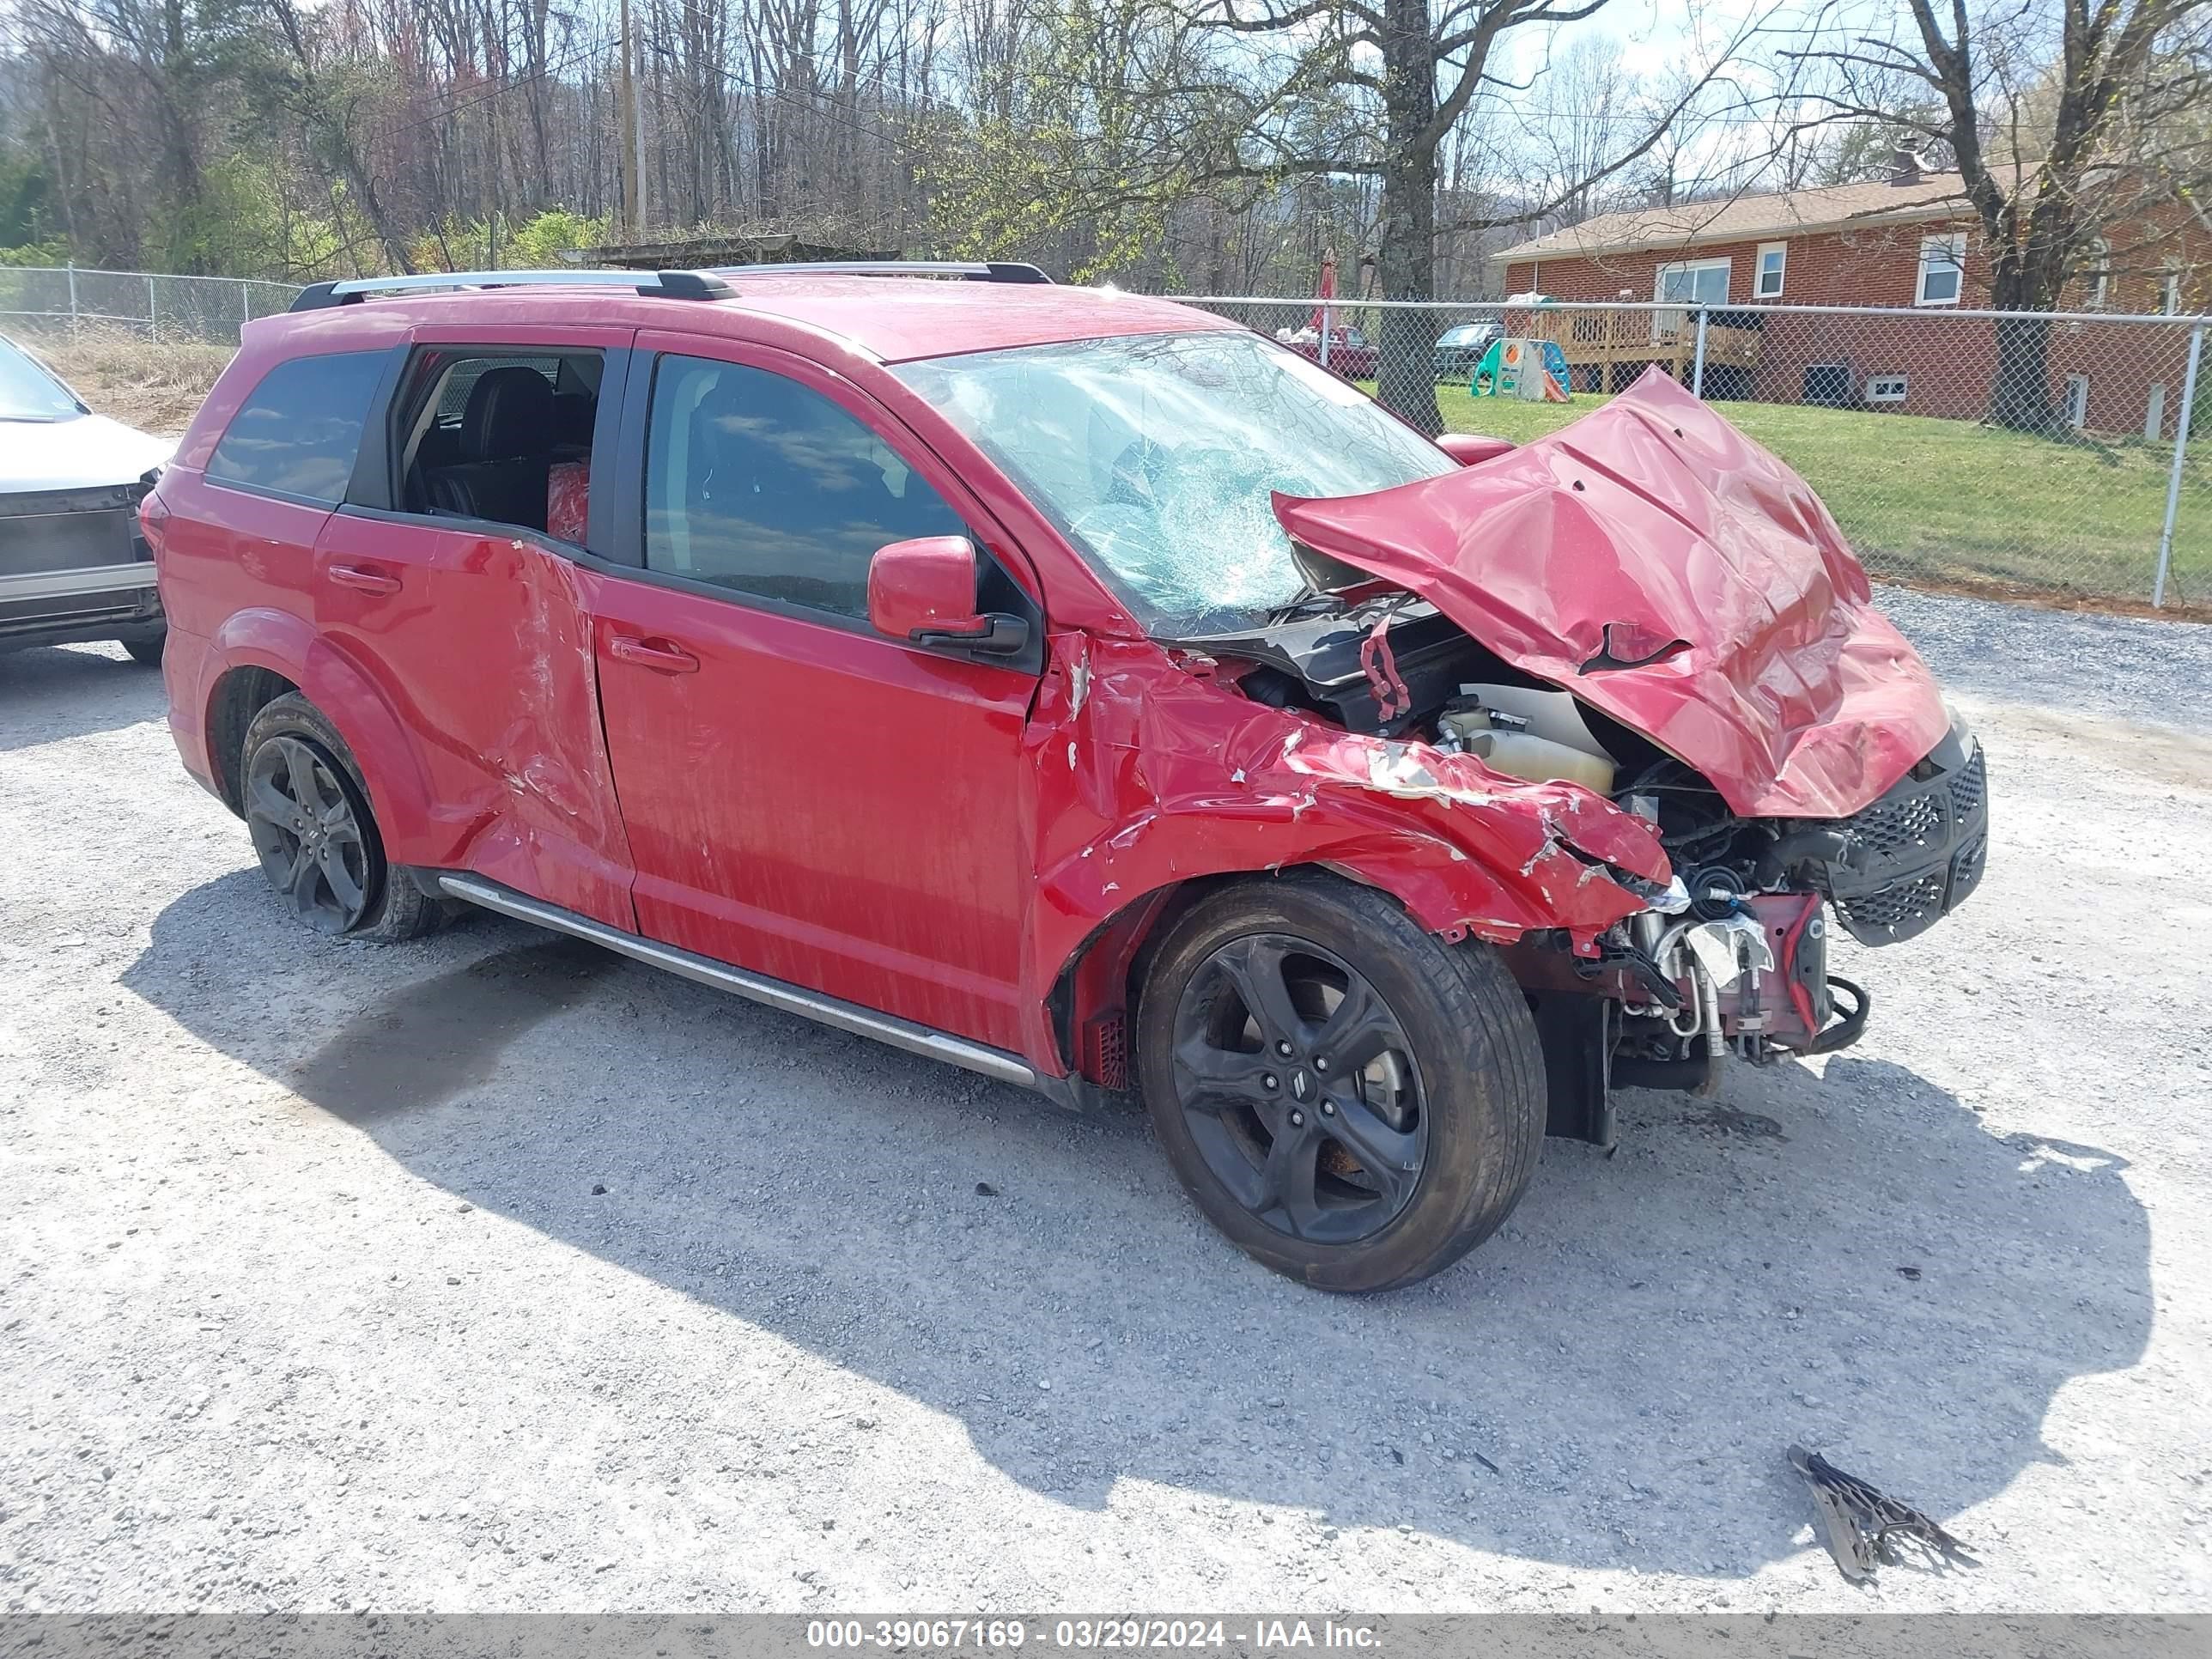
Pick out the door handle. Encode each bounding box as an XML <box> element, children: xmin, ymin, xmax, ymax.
<box><xmin>326</xmin><ymin>562</ymin><xmax>401</xmax><ymax>596</ymax></box>
<box><xmin>607</xmin><ymin>634</ymin><xmax>700</xmax><ymax>674</ymax></box>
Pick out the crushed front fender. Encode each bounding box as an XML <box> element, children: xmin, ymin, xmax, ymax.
<box><xmin>1019</xmin><ymin>633</ymin><xmax>1671</xmax><ymax>1044</ymax></box>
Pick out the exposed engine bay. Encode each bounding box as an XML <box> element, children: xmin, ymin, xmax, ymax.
<box><xmin>1191</xmin><ymin>590</ymin><xmax>1990</xmax><ymax>1108</ymax></box>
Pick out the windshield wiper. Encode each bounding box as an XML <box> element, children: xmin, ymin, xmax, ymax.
<box><xmin>1262</xmin><ymin>589</ymin><xmax>1355</xmax><ymax>626</ymax></box>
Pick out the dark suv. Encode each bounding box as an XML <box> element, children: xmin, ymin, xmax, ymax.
<box><xmin>143</xmin><ymin>264</ymin><xmax>1987</xmax><ymax>1291</ymax></box>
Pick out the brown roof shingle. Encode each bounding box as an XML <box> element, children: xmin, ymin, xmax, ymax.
<box><xmin>1493</xmin><ymin>173</ymin><xmax>1979</xmax><ymax>264</ymax></box>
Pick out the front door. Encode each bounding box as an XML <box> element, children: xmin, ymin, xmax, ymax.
<box><xmin>590</xmin><ymin>341</ymin><xmax>1041</xmax><ymax>1051</ymax></box>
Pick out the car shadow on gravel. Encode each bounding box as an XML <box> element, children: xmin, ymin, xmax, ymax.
<box><xmin>125</xmin><ymin>876</ymin><xmax>2154</xmax><ymax>1582</ymax></box>
<box><xmin>0</xmin><ymin>641</ymin><xmax>167</xmax><ymax>750</ymax></box>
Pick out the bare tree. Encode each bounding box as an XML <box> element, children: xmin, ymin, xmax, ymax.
<box><xmin>261</xmin><ymin>0</ymin><xmax>417</xmax><ymax>271</ymax></box>
<box><xmin>1163</xmin><ymin>0</ymin><xmax>1769</xmax><ymax>429</ymax></box>
<box><xmin>1516</xmin><ymin>37</ymin><xmax>1635</xmax><ymax>223</ymax></box>
<box><xmin>0</xmin><ymin>0</ymin><xmax>1767</xmax><ymax>304</ymax></box>
<box><xmin>1789</xmin><ymin>0</ymin><xmax>2212</xmax><ymax>428</ymax></box>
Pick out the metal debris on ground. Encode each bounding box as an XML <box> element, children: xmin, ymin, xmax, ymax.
<box><xmin>1786</xmin><ymin>1443</ymin><xmax>1974</xmax><ymax>1582</ymax></box>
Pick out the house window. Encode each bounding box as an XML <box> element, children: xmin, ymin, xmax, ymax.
<box><xmin>1654</xmin><ymin>257</ymin><xmax>1729</xmax><ymax>337</ymax></box>
<box><xmin>1917</xmin><ymin>233</ymin><xmax>1966</xmax><ymax>306</ymax></box>
<box><xmin>1866</xmin><ymin>374</ymin><xmax>1908</xmax><ymax>404</ymax></box>
<box><xmin>2162</xmin><ymin>262</ymin><xmax>2185</xmax><ymax>315</ymax></box>
<box><xmin>2065</xmin><ymin>374</ymin><xmax>2090</xmax><ymax>430</ymax></box>
<box><xmin>1754</xmin><ymin>243</ymin><xmax>1787</xmax><ymax>299</ymax></box>
<box><xmin>2087</xmin><ymin>239</ymin><xmax>2111</xmax><ymax>309</ymax></box>
<box><xmin>1803</xmin><ymin>364</ymin><xmax>1852</xmax><ymax>407</ymax></box>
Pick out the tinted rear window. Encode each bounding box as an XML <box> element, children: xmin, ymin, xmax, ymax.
<box><xmin>207</xmin><ymin>349</ymin><xmax>387</xmax><ymax>501</ymax></box>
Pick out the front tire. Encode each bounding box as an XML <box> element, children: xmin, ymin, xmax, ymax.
<box><xmin>1136</xmin><ymin>874</ymin><xmax>1546</xmax><ymax>1292</ymax></box>
<box><xmin>239</xmin><ymin>692</ymin><xmax>448</xmax><ymax>942</ymax></box>
<box><xmin>120</xmin><ymin>629</ymin><xmax>165</xmax><ymax>665</ymax></box>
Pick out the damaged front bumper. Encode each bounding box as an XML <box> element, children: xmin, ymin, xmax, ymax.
<box><xmin>1626</xmin><ymin>890</ymin><xmax>1865</xmax><ymax>1062</ymax></box>
<box><xmin>1805</xmin><ymin>718</ymin><xmax>1990</xmax><ymax>946</ymax></box>
<box><xmin>1610</xmin><ymin>714</ymin><xmax>1989</xmax><ymax>1076</ymax></box>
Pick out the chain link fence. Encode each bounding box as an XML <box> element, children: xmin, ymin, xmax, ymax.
<box><xmin>1164</xmin><ymin>295</ymin><xmax>2211</xmax><ymax>611</ymax></box>
<box><xmin>3</xmin><ymin>265</ymin><xmax>2206</xmax><ymax>609</ymax></box>
<box><xmin>0</xmin><ymin>265</ymin><xmax>303</xmax><ymax>344</ymax></box>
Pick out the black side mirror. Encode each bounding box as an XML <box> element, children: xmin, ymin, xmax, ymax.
<box><xmin>916</xmin><ymin>613</ymin><xmax>1031</xmax><ymax>656</ymax></box>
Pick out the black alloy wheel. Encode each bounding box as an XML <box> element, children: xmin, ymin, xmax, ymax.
<box><xmin>245</xmin><ymin>733</ymin><xmax>375</xmax><ymax>934</ymax></box>
<box><xmin>236</xmin><ymin>692</ymin><xmax>450</xmax><ymax>943</ymax></box>
<box><xmin>1137</xmin><ymin>875</ymin><xmax>1547</xmax><ymax>1291</ymax></box>
<box><xmin>1170</xmin><ymin>932</ymin><xmax>1429</xmax><ymax>1245</ymax></box>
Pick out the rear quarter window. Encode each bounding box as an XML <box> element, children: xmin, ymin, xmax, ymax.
<box><xmin>206</xmin><ymin>349</ymin><xmax>388</xmax><ymax>502</ymax></box>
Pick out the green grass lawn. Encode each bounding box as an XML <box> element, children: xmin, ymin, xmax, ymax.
<box><xmin>1374</xmin><ymin>383</ymin><xmax>2212</xmax><ymax>605</ymax></box>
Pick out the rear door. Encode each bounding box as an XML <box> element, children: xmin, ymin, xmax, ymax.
<box><xmin>313</xmin><ymin>323</ymin><xmax>640</xmax><ymax>927</ymax></box>
<box><xmin>588</xmin><ymin>337</ymin><xmax>1042</xmax><ymax>1050</ymax></box>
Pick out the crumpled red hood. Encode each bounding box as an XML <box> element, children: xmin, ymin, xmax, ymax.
<box><xmin>1273</xmin><ymin>369</ymin><xmax>1949</xmax><ymax>818</ymax></box>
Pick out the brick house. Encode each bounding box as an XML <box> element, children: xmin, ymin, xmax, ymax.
<box><xmin>1491</xmin><ymin>152</ymin><xmax>2208</xmax><ymax>436</ymax></box>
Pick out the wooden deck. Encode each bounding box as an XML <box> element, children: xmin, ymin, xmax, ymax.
<box><xmin>1506</xmin><ymin>307</ymin><xmax>1762</xmax><ymax>392</ymax></box>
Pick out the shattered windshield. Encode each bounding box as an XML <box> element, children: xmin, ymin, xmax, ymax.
<box><xmin>894</xmin><ymin>330</ymin><xmax>1455</xmax><ymax>634</ymax></box>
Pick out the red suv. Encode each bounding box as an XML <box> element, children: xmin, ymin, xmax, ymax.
<box><xmin>143</xmin><ymin>263</ymin><xmax>1986</xmax><ymax>1291</ymax></box>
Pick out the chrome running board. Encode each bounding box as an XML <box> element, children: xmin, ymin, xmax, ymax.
<box><xmin>437</xmin><ymin>873</ymin><xmax>1040</xmax><ymax>1090</ymax></box>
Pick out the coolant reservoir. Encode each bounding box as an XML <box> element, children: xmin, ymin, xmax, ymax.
<box><xmin>1441</xmin><ymin>705</ymin><xmax>1616</xmax><ymax>793</ymax></box>
<box><xmin>1472</xmin><ymin>730</ymin><xmax>1616</xmax><ymax>793</ymax></box>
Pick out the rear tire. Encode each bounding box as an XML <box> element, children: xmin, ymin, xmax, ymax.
<box><xmin>120</xmin><ymin>630</ymin><xmax>165</xmax><ymax>665</ymax></box>
<box><xmin>239</xmin><ymin>692</ymin><xmax>449</xmax><ymax>943</ymax></box>
<box><xmin>1135</xmin><ymin>873</ymin><xmax>1546</xmax><ymax>1292</ymax></box>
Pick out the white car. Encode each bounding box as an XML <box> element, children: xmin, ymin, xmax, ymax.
<box><xmin>2</xmin><ymin>333</ymin><xmax>173</xmax><ymax>662</ymax></box>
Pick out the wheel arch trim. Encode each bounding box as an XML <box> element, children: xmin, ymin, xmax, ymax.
<box><xmin>201</xmin><ymin>609</ymin><xmax>436</xmax><ymax>844</ymax></box>
<box><xmin>1026</xmin><ymin>838</ymin><xmax>1540</xmax><ymax>1089</ymax></box>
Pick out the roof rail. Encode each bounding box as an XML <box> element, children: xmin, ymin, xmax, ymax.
<box><xmin>727</xmin><ymin>260</ymin><xmax>1054</xmax><ymax>285</ymax></box>
<box><xmin>287</xmin><ymin>268</ymin><xmax>733</xmax><ymax>313</ymax></box>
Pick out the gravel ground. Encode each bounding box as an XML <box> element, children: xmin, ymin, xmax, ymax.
<box><xmin>1876</xmin><ymin>586</ymin><xmax>2212</xmax><ymax>732</ymax></box>
<box><xmin>2</xmin><ymin>586</ymin><xmax>2209</xmax><ymax>1615</ymax></box>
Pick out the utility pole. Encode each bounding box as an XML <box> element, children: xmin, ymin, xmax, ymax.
<box><xmin>617</xmin><ymin>0</ymin><xmax>642</xmax><ymax>240</ymax></box>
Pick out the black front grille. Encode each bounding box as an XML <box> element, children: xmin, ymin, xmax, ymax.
<box><xmin>1814</xmin><ymin>732</ymin><xmax>1991</xmax><ymax>946</ymax></box>
<box><xmin>1950</xmin><ymin>830</ymin><xmax>1989</xmax><ymax>906</ymax></box>
<box><xmin>0</xmin><ymin>483</ymin><xmax>145</xmax><ymax>519</ymax></box>
<box><xmin>1948</xmin><ymin>747</ymin><xmax>1987</xmax><ymax>818</ymax></box>
<box><xmin>1835</xmin><ymin>871</ymin><xmax>1947</xmax><ymax>939</ymax></box>
<box><xmin>0</xmin><ymin>500</ymin><xmax>144</xmax><ymax>578</ymax></box>
<box><xmin>1853</xmin><ymin>790</ymin><xmax>1945</xmax><ymax>858</ymax></box>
